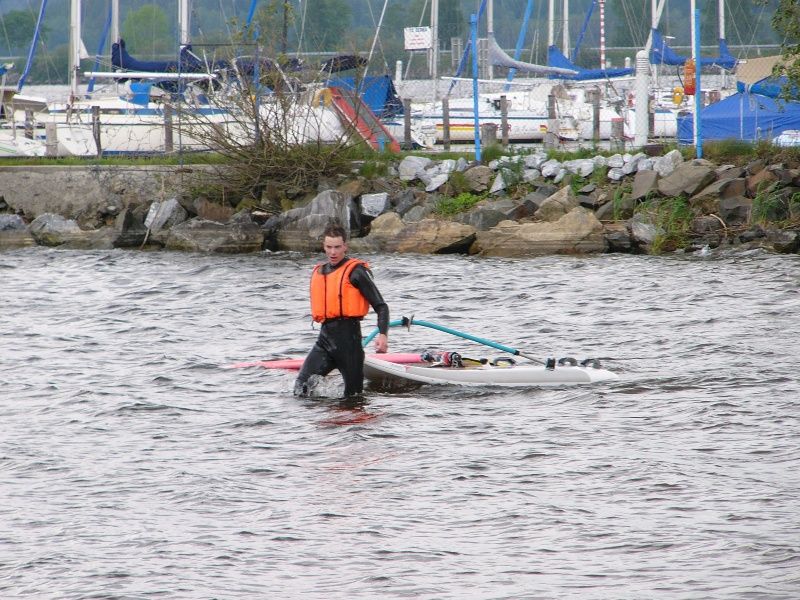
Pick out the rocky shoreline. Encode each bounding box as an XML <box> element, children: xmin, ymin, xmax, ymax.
<box><xmin>1</xmin><ymin>148</ymin><xmax>799</xmax><ymax>256</ymax></box>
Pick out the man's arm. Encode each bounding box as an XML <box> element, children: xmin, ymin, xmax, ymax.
<box><xmin>350</xmin><ymin>265</ymin><xmax>389</xmax><ymax>351</ymax></box>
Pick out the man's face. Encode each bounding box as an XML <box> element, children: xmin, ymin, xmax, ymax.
<box><xmin>323</xmin><ymin>235</ymin><xmax>347</xmax><ymax>266</ymax></box>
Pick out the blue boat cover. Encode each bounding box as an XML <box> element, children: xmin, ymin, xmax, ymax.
<box><xmin>650</xmin><ymin>29</ymin><xmax>737</xmax><ymax>69</ymax></box>
<box><xmin>324</xmin><ymin>75</ymin><xmax>403</xmax><ymax>118</ymax></box>
<box><xmin>677</xmin><ymin>91</ymin><xmax>800</xmax><ymax>143</ymax></box>
<box><xmin>112</xmin><ymin>39</ymin><xmax>207</xmax><ymax>73</ymax></box>
<box><xmin>736</xmin><ymin>75</ymin><xmax>800</xmax><ymax>99</ymax></box>
<box><xmin>113</xmin><ymin>39</ymin><xmax>360</xmax><ymax>78</ymax></box>
<box><xmin>547</xmin><ymin>46</ymin><xmax>633</xmax><ymax>80</ymax></box>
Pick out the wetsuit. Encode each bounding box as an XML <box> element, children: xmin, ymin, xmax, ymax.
<box><xmin>294</xmin><ymin>259</ymin><xmax>389</xmax><ymax>397</ymax></box>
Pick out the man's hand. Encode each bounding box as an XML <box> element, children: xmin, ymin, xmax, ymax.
<box><xmin>374</xmin><ymin>333</ymin><xmax>388</xmax><ymax>353</ymax></box>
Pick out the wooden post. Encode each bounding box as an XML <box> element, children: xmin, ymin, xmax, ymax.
<box><xmin>545</xmin><ymin>93</ymin><xmax>558</xmax><ymax>149</ymax></box>
<box><xmin>442</xmin><ymin>96</ymin><xmax>451</xmax><ymax>151</ymax></box>
<box><xmin>24</xmin><ymin>110</ymin><xmax>34</xmax><ymax>139</ymax></box>
<box><xmin>611</xmin><ymin>117</ymin><xmax>625</xmax><ymax>151</ymax></box>
<box><xmin>591</xmin><ymin>88</ymin><xmax>601</xmax><ymax>143</ymax></box>
<box><xmin>403</xmin><ymin>98</ymin><xmax>412</xmax><ymax>150</ymax></box>
<box><xmin>164</xmin><ymin>103</ymin><xmax>174</xmax><ymax>153</ymax></box>
<box><xmin>45</xmin><ymin>122</ymin><xmax>58</xmax><ymax>157</ymax></box>
<box><xmin>648</xmin><ymin>94</ymin><xmax>655</xmax><ymax>137</ymax></box>
<box><xmin>480</xmin><ymin>123</ymin><xmax>497</xmax><ymax>146</ymax></box>
<box><xmin>500</xmin><ymin>95</ymin><xmax>509</xmax><ymax>147</ymax></box>
<box><xmin>91</xmin><ymin>105</ymin><xmax>102</xmax><ymax>157</ymax></box>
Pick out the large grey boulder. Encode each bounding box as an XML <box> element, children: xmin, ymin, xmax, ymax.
<box><xmin>398</xmin><ymin>156</ymin><xmax>432</xmax><ymax>181</ymax></box>
<box><xmin>425</xmin><ymin>173</ymin><xmax>450</xmax><ymax>192</ymax></box>
<box><xmin>0</xmin><ymin>214</ymin><xmax>35</xmax><ymax>248</ymax></box>
<box><xmin>165</xmin><ymin>212</ymin><xmax>263</xmax><ymax>253</ymax></box>
<box><xmin>603</xmin><ymin>222</ymin><xmax>633</xmax><ymax>252</ymax></box>
<box><xmin>489</xmin><ymin>171</ymin><xmax>507</xmax><ymax>194</ymax></box>
<box><xmin>523</xmin><ymin>153</ymin><xmax>548</xmax><ymax>169</ymax></box>
<box><xmin>360</xmin><ymin>192</ymin><xmax>390</xmax><ymax>218</ymax></box>
<box><xmin>691</xmin><ymin>178</ymin><xmax>747</xmax><ymax>214</ymax></box>
<box><xmin>631</xmin><ymin>170</ymin><xmax>659</xmax><ymax>201</ymax></box>
<box><xmin>145</xmin><ymin>198</ymin><xmax>188</xmax><ymax>232</ymax></box>
<box><xmin>534</xmin><ymin>186</ymin><xmax>579</xmax><ymax>222</ymax></box>
<box><xmin>29</xmin><ymin>213</ymin><xmax>84</xmax><ymax>247</ymax></box>
<box><xmin>386</xmin><ymin>219</ymin><xmax>476</xmax><ymax>254</ymax></box>
<box><xmin>351</xmin><ymin>213</ymin><xmax>476</xmax><ymax>254</ymax></box>
<box><xmin>541</xmin><ymin>159</ymin><xmax>562</xmax><ymax>178</ymax></box>
<box><xmin>456</xmin><ymin>208</ymin><xmax>508</xmax><ymax>231</ymax></box>
<box><xmin>462</xmin><ymin>165</ymin><xmax>494</xmax><ymax>192</ymax></box>
<box><xmin>652</xmin><ymin>149</ymin><xmax>684</xmax><ymax>177</ymax></box>
<box><xmin>474</xmin><ymin>207</ymin><xmax>607</xmax><ymax>257</ymax></box>
<box><xmin>657</xmin><ymin>163</ymin><xmax>716</xmax><ymax>197</ymax></box>
<box><xmin>563</xmin><ymin>159</ymin><xmax>595</xmax><ymax>178</ymax></box>
<box><xmin>272</xmin><ymin>190</ymin><xmax>357</xmax><ymax>251</ymax></box>
<box><xmin>628</xmin><ymin>213</ymin><xmax>661</xmax><ymax>251</ymax></box>
<box><xmin>350</xmin><ymin>212</ymin><xmax>405</xmax><ymax>252</ymax></box>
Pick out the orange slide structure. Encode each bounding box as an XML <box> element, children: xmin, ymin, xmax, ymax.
<box><xmin>327</xmin><ymin>86</ymin><xmax>401</xmax><ymax>153</ymax></box>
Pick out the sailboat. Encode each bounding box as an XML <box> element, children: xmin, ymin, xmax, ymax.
<box><xmin>621</xmin><ymin>0</ymin><xmax>739</xmax><ymax>140</ymax></box>
<box><xmin>405</xmin><ymin>0</ymin><xmax>628</xmax><ymax>145</ymax></box>
<box><xmin>13</xmin><ymin>0</ymin><xmax>387</xmax><ymax>155</ymax></box>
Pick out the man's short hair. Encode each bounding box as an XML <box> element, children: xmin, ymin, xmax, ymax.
<box><xmin>323</xmin><ymin>222</ymin><xmax>347</xmax><ymax>241</ymax></box>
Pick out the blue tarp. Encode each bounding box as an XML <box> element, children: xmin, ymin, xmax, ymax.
<box><xmin>677</xmin><ymin>91</ymin><xmax>800</xmax><ymax>143</ymax></box>
<box><xmin>547</xmin><ymin>46</ymin><xmax>633</xmax><ymax>80</ymax></box>
<box><xmin>324</xmin><ymin>75</ymin><xmax>403</xmax><ymax>118</ymax></box>
<box><xmin>736</xmin><ymin>75</ymin><xmax>799</xmax><ymax>100</ymax></box>
<box><xmin>650</xmin><ymin>29</ymin><xmax>737</xmax><ymax>69</ymax></box>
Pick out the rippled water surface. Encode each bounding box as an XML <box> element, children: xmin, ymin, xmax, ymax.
<box><xmin>1</xmin><ymin>247</ymin><xmax>798</xmax><ymax>599</ymax></box>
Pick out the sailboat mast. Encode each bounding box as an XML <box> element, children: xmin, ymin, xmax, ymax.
<box><xmin>548</xmin><ymin>0</ymin><xmax>555</xmax><ymax>48</ymax></box>
<box><xmin>487</xmin><ymin>0</ymin><xmax>494</xmax><ymax>79</ymax></box>
<box><xmin>431</xmin><ymin>0</ymin><xmax>438</xmax><ymax>100</ymax></box>
<box><xmin>111</xmin><ymin>0</ymin><xmax>119</xmax><ymax>43</ymax></box>
<box><xmin>69</xmin><ymin>0</ymin><xmax>81</xmax><ymax>99</ymax></box>
<box><xmin>562</xmin><ymin>0</ymin><xmax>569</xmax><ymax>56</ymax></box>
<box><xmin>179</xmin><ymin>0</ymin><xmax>191</xmax><ymax>46</ymax></box>
<box><xmin>718</xmin><ymin>0</ymin><xmax>725</xmax><ymax>40</ymax></box>
<box><xmin>599</xmin><ymin>0</ymin><xmax>605</xmax><ymax>68</ymax></box>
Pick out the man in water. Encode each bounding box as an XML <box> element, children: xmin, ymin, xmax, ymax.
<box><xmin>294</xmin><ymin>223</ymin><xmax>389</xmax><ymax>397</ymax></box>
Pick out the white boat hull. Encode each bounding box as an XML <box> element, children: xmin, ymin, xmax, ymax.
<box><xmin>364</xmin><ymin>356</ymin><xmax>619</xmax><ymax>388</ymax></box>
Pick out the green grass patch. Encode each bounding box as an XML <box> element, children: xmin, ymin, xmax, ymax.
<box><xmin>751</xmin><ymin>188</ymin><xmax>792</xmax><ymax>225</ymax></box>
<box><xmin>358</xmin><ymin>160</ymin><xmax>389</xmax><ymax>178</ymax></box>
<box><xmin>701</xmin><ymin>139</ymin><xmax>756</xmax><ymax>165</ymax></box>
<box><xmin>0</xmin><ymin>152</ymin><xmax>229</xmax><ymax>167</ymax></box>
<box><xmin>435</xmin><ymin>192</ymin><xmax>484</xmax><ymax>216</ymax></box>
<box><xmin>636</xmin><ymin>196</ymin><xmax>693</xmax><ymax>254</ymax></box>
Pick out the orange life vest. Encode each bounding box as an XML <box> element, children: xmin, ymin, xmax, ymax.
<box><xmin>310</xmin><ymin>259</ymin><xmax>370</xmax><ymax>323</ymax></box>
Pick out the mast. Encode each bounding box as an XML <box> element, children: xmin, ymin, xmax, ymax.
<box><xmin>644</xmin><ymin>0</ymin><xmax>666</xmax><ymax>53</ymax></box>
<box><xmin>431</xmin><ymin>0</ymin><xmax>439</xmax><ymax>100</ymax></box>
<box><xmin>68</xmin><ymin>0</ymin><xmax>81</xmax><ymax>100</ymax></box>
<box><xmin>548</xmin><ymin>0</ymin><xmax>555</xmax><ymax>48</ymax></box>
<box><xmin>562</xmin><ymin>0</ymin><xmax>569</xmax><ymax>56</ymax></box>
<box><xmin>598</xmin><ymin>0</ymin><xmax>605</xmax><ymax>68</ymax></box>
<box><xmin>179</xmin><ymin>0</ymin><xmax>191</xmax><ymax>46</ymax></box>
<box><xmin>111</xmin><ymin>0</ymin><xmax>119</xmax><ymax>43</ymax></box>
<box><xmin>718</xmin><ymin>0</ymin><xmax>725</xmax><ymax>40</ymax></box>
<box><xmin>487</xmin><ymin>0</ymin><xmax>494</xmax><ymax>79</ymax></box>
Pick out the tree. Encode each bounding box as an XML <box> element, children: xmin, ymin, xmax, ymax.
<box><xmin>0</xmin><ymin>9</ymin><xmax>46</xmax><ymax>52</ymax></box>
<box><xmin>770</xmin><ymin>0</ymin><xmax>800</xmax><ymax>96</ymax></box>
<box><xmin>300</xmin><ymin>0</ymin><xmax>352</xmax><ymax>53</ymax></box>
<box><xmin>121</xmin><ymin>4</ymin><xmax>172</xmax><ymax>57</ymax></box>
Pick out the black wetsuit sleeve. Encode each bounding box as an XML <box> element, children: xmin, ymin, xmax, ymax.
<box><xmin>350</xmin><ymin>265</ymin><xmax>389</xmax><ymax>335</ymax></box>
